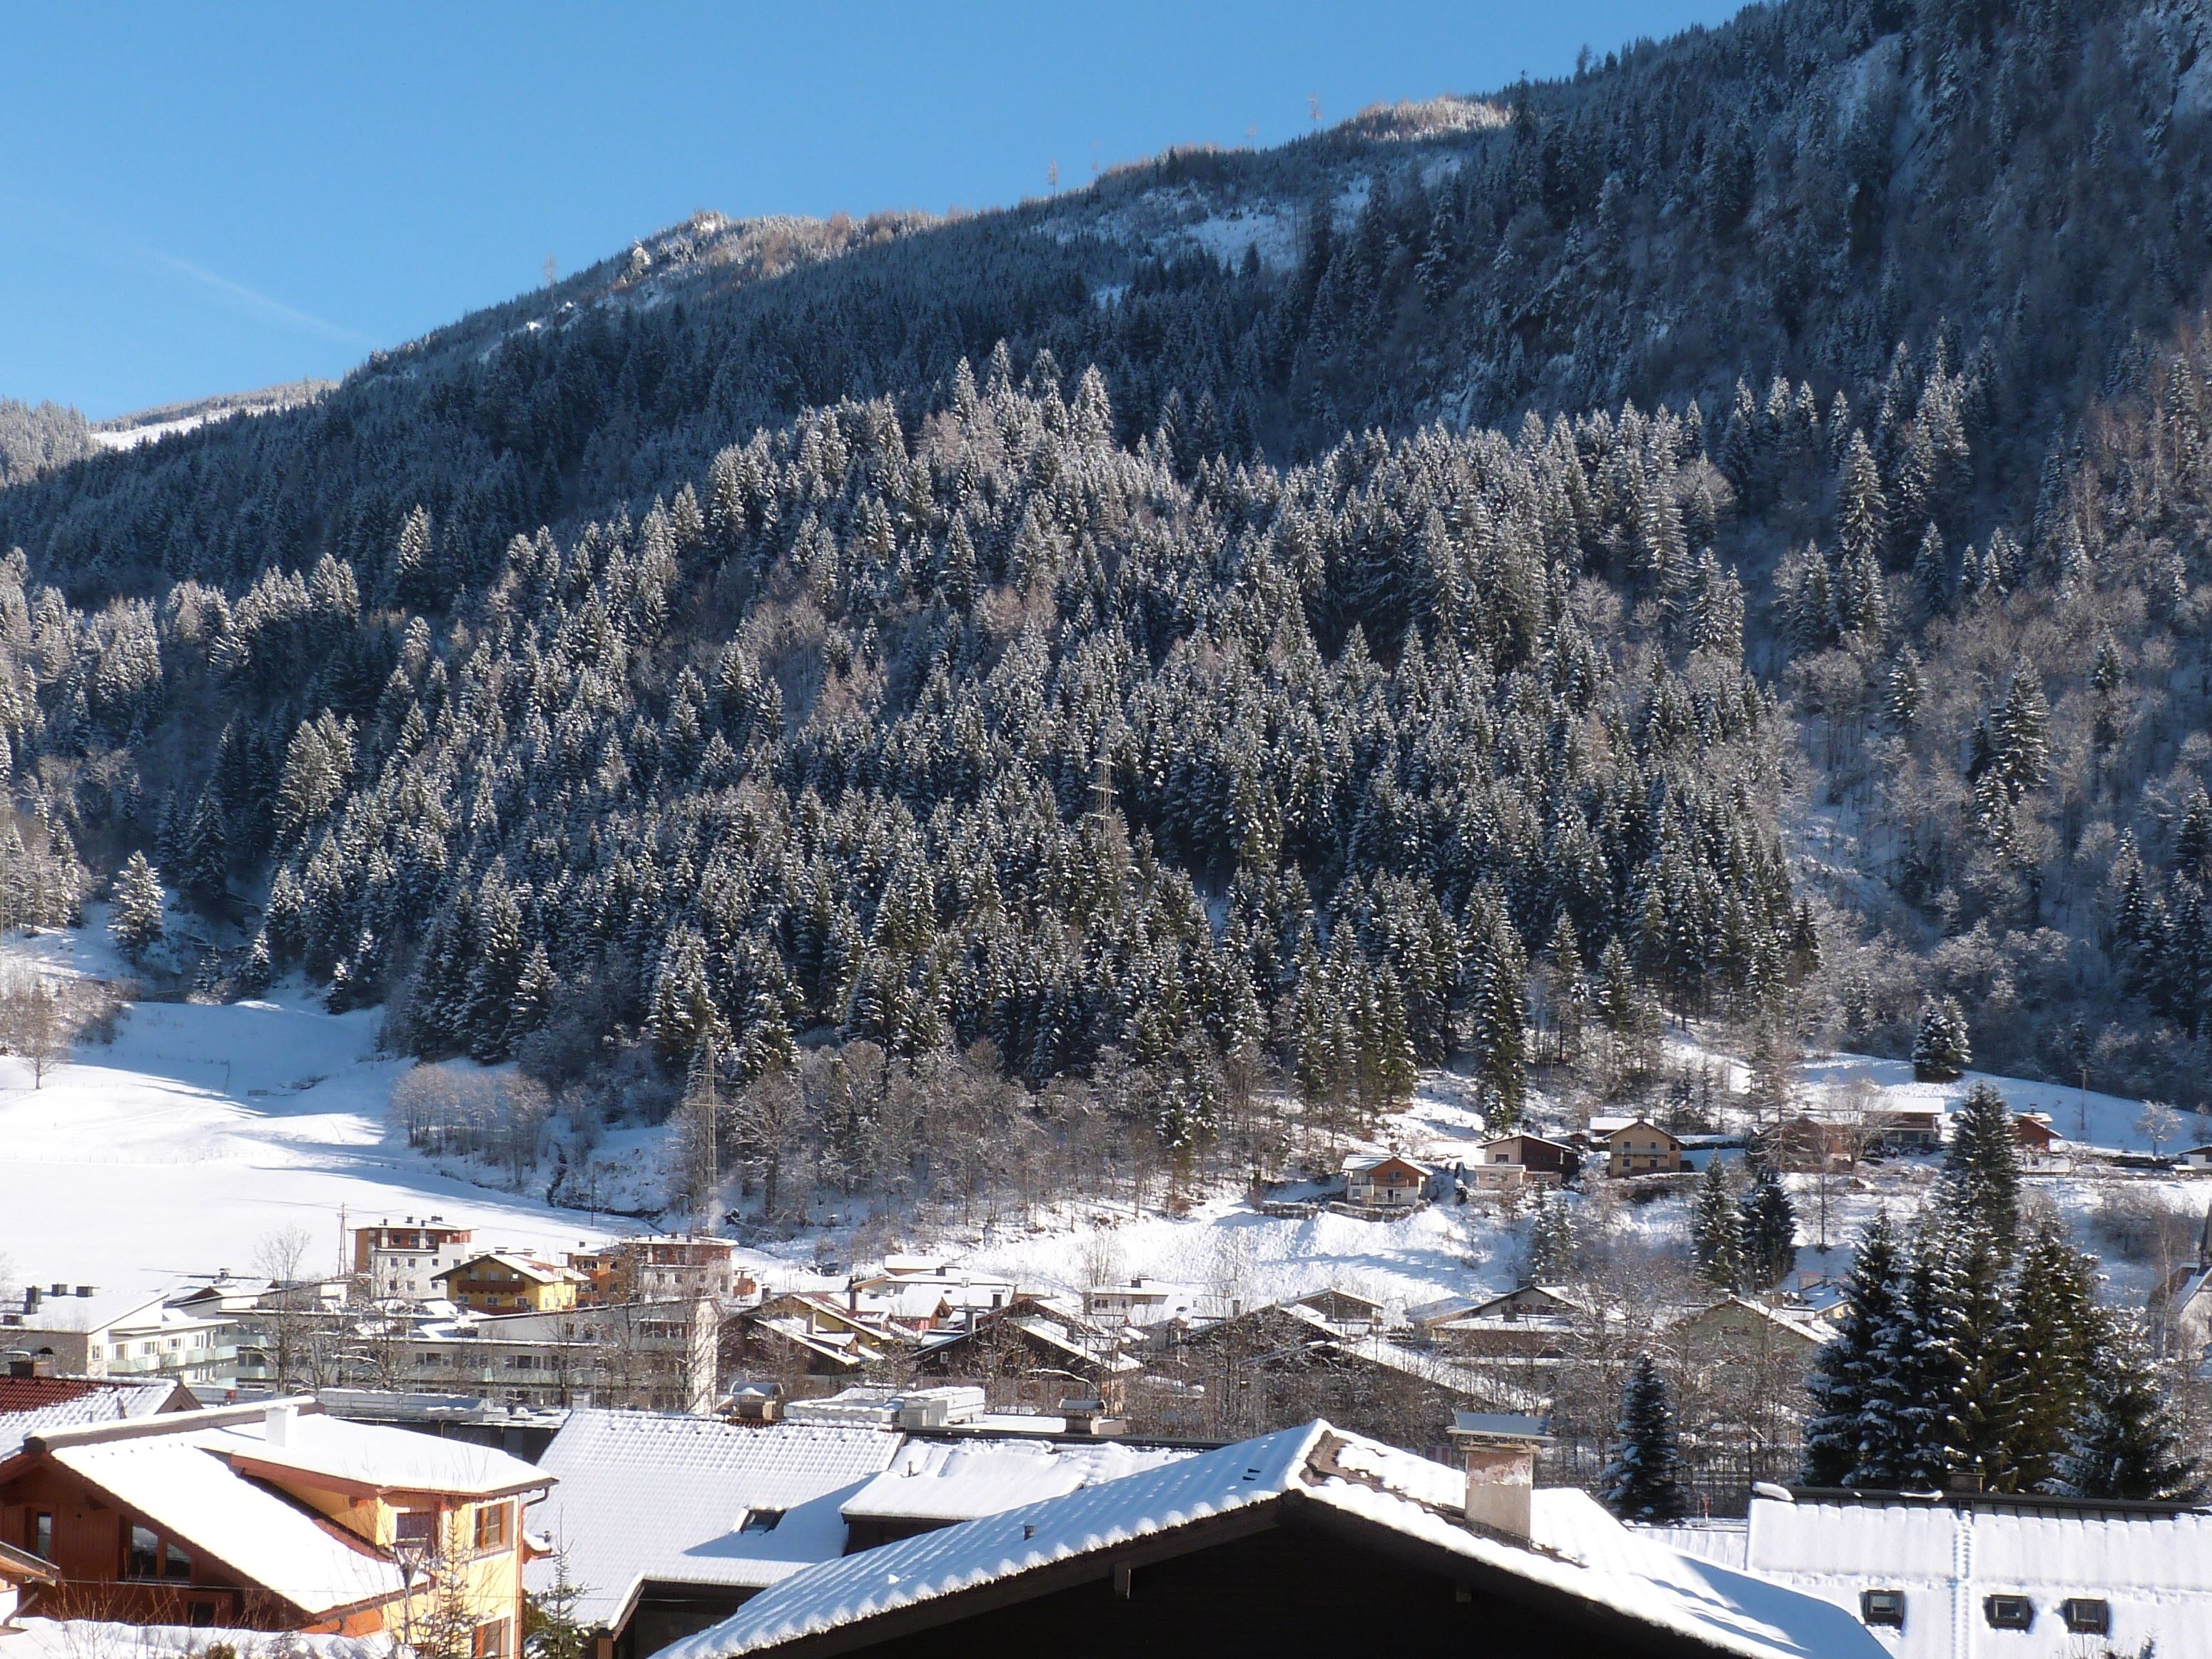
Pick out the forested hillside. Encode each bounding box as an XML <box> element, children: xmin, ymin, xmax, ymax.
<box><xmin>6</xmin><ymin>0</ymin><xmax>2212</xmax><ymax>1175</ymax></box>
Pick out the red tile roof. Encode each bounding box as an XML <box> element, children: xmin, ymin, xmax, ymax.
<box><xmin>0</xmin><ymin>1376</ymin><xmax>102</xmax><ymax>1412</ymax></box>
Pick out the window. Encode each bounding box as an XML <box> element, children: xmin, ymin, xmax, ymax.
<box><xmin>472</xmin><ymin>1620</ymin><xmax>511</xmax><ymax>1659</ymax></box>
<box><xmin>187</xmin><ymin>1602</ymin><xmax>215</xmax><ymax>1629</ymax></box>
<box><xmin>1984</xmin><ymin>1594</ymin><xmax>2034</xmax><ymax>1630</ymax></box>
<box><xmin>473</xmin><ymin>1503</ymin><xmax>511</xmax><ymax>1551</ymax></box>
<box><xmin>2059</xmin><ymin>1599</ymin><xmax>2111</xmax><ymax>1636</ymax></box>
<box><xmin>30</xmin><ymin>1511</ymin><xmax>53</xmax><ymax>1561</ymax></box>
<box><xmin>127</xmin><ymin>1525</ymin><xmax>161</xmax><ymax>1580</ymax></box>
<box><xmin>165</xmin><ymin>1540</ymin><xmax>194</xmax><ymax>1581</ymax></box>
<box><xmin>739</xmin><ymin>1508</ymin><xmax>783</xmax><ymax>1533</ymax></box>
<box><xmin>395</xmin><ymin>1510</ymin><xmax>437</xmax><ymax>1548</ymax></box>
<box><xmin>1859</xmin><ymin>1589</ymin><xmax>1904</xmax><ymax>1628</ymax></box>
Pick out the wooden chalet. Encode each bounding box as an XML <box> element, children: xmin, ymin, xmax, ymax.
<box><xmin>1340</xmin><ymin>1155</ymin><xmax>1436</xmax><ymax>1211</ymax></box>
<box><xmin>1477</xmin><ymin>1135</ymin><xmax>1578</xmax><ymax>1186</ymax></box>
<box><xmin>2012</xmin><ymin>1112</ymin><xmax>2062</xmax><ymax>1156</ymax></box>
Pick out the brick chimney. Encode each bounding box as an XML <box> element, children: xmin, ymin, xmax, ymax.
<box><xmin>1449</xmin><ymin>1413</ymin><xmax>1553</xmax><ymax>1541</ymax></box>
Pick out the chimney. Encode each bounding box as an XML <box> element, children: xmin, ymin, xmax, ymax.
<box><xmin>264</xmin><ymin>1401</ymin><xmax>298</xmax><ymax>1448</ymax></box>
<box><xmin>1451</xmin><ymin>1414</ymin><xmax>1553</xmax><ymax>1542</ymax></box>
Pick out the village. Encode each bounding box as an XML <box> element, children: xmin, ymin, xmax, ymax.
<box><xmin>8</xmin><ymin>1074</ymin><xmax>2212</xmax><ymax>1659</ymax></box>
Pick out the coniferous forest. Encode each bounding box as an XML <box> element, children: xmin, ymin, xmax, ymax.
<box><xmin>9</xmin><ymin>0</ymin><xmax>2212</xmax><ymax>1222</ymax></box>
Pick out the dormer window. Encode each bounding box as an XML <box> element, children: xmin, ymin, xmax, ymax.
<box><xmin>739</xmin><ymin>1508</ymin><xmax>784</xmax><ymax>1533</ymax></box>
<box><xmin>1984</xmin><ymin>1594</ymin><xmax>2033</xmax><ymax>1630</ymax></box>
<box><xmin>1859</xmin><ymin>1588</ymin><xmax>1904</xmax><ymax>1628</ymax></box>
<box><xmin>2059</xmin><ymin>1599</ymin><xmax>2110</xmax><ymax>1635</ymax></box>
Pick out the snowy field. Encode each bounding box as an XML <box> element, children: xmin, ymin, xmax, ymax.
<box><xmin>0</xmin><ymin>923</ymin><xmax>624</xmax><ymax>1303</ymax></box>
<box><xmin>4</xmin><ymin>913</ymin><xmax>2209</xmax><ymax>1320</ymax></box>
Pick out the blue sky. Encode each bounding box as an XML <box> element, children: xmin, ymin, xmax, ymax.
<box><xmin>0</xmin><ymin>2</ymin><xmax>1740</xmax><ymax>420</ymax></box>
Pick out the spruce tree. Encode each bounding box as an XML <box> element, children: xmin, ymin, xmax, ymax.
<box><xmin>1689</xmin><ymin>1156</ymin><xmax>1742</xmax><ymax>1291</ymax></box>
<box><xmin>1929</xmin><ymin>1214</ymin><xmax>2024</xmax><ymax>1488</ymax></box>
<box><xmin>109</xmin><ymin>852</ymin><xmax>166</xmax><ymax>955</ymax></box>
<box><xmin>1999</xmin><ymin>1214</ymin><xmax>2101</xmax><ymax>1492</ymax></box>
<box><xmin>1601</xmin><ymin>1355</ymin><xmax>1690</xmax><ymax>1523</ymax></box>
<box><xmin>1942</xmin><ymin>1082</ymin><xmax>2021</xmax><ymax>1254</ymax></box>
<box><xmin>1912</xmin><ymin>997</ymin><xmax>1971</xmax><ymax>1081</ymax></box>
<box><xmin>1737</xmin><ymin>1164</ymin><xmax>1798</xmax><ymax>1292</ymax></box>
<box><xmin>1802</xmin><ymin>1211</ymin><xmax>1902</xmax><ymax>1486</ymax></box>
<box><xmin>2058</xmin><ymin>1312</ymin><xmax>2203</xmax><ymax>1501</ymax></box>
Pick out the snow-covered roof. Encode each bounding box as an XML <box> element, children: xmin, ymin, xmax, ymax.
<box><xmin>210</xmin><ymin>1405</ymin><xmax>551</xmax><ymax>1498</ymax></box>
<box><xmin>42</xmin><ymin>1427</ymin><xmax>407</xmax><ymax>1617</ymax></box>
<box><xmin>0</xmin><ymin>1620</ymin><xmax>395</xmax><ymax>1659</ymax></box>
<box><xmin>1742</xmin><ymin>1494</ymin><xmax>2212</xmax><ymax>1659</ymax></box>
<box><xmin>657</xmin><ymin>1422</ymin><xmax>1879</xmax><ymax>1659</ymax></box>
<box><xmin>0</xmin><ymin>1381</ymin><xmax>181</xmax><ymax>1463</ymax></box>
<box><xmin>839</xmin><ymin>1438</ymin><xmax>1191</xmax><ymax>1523</ymax></box>
<box><xmin>527</xmin><ymin>1409</ymin><xmax>901</xmax><ymax>1630</ymax></box>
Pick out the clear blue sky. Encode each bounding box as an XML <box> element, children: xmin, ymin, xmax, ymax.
<box><xmin>0</xmin><ymin>2</ymin><xmax>1741</xmax><ymax>420</ymax></box>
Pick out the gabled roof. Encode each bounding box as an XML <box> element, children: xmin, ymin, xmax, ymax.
<box><xmin>434</xmin><ymin>1252</ymin><xmax>577</xmax><ymax>1286</ymax></box>
<box><xmin>0</xmin><ymin>1380</ymin><xmax>193</xmax><ymax>1465</ymax></box>
<box><xmin>38</xmin><ymin>1426</ymin><xmax>407</xmax><ymax>1618</ymax></box>
<box><xmin>527</xmin><ymin>1409</ymin><xmax>902</xmax><ymax>1631</ymax></box>
<box><xmin>1589</xmin><ymin>1117</ymin><xmax>1679</xmax><ymax>1142</ymax></box>
<box><xmin>1339</xmin><ymin>1153</ymin><xmax>1434</xmax><ymax>1176</ymax></box>
<box><xmin>17</xmin><ymin>1401</ymin><xmax>547</xmax><ymax>1618</ymax></box>
<box><xmin>655</xmin><ymin>1421</ymin><xmax>1879</xmax><ymax>1659</ymax></box>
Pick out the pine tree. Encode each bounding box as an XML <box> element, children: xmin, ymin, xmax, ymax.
<box><xmin>1737</xmin><ymin>1163</ymin><xmax>1798</xmax><ymax>1291</ymax></box>
<box><xmin>1912</xmin><ymin>998</ymin><xmax>1970</xmax><ymax>1081</ymax></box>
<box><xmin>1942</xmin><ymin>1082</ymin><xmax>2021</xmax><ymax>1254</ymax></box>
<box><xmin>2000</xmin><ymin>1214</ymin><xmax>2100</xmax><ymax>1491</ymax></box>
<box><xmin>1601</xmin><ymin>1355</ymin><xmax>1689</xmax><ymax>1522</ymax></box>
<box><xmin>1802</xmin><ymin>1211</ymin><xmax>1903</xmax><ymax>1486</ymax></box>
<box><xmin>2058</xmin><ymin>1312</ymin><xmax>2203</xmax><ymax>1501</ymax></box>
<box><xmin>1929</xmin><ymin>1214</ymin><xmax>2024</xmax><ymax>1488</ymax></box>
<box><xmin>1689</xmin><ymin>1157</ymin><xmax>1742</xmax><ymax>1290</ymax></box>
<box><xmin>1525</xmin><ymin>1189</ymin><xmax>1576</xmax><ymax>1283</ymax></box>
<box><xmin>109</xmin><ymin>853</ymin><xmax>166</xmax><ymax>955</ymax></box>
<box><xmin>1836</xmin><ymin>431</ymin><xmax>1889</xmax><ymax>567</ymax></box>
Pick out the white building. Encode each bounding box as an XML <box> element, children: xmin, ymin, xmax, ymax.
<box><xmin>1663</xmin><ymin>1488</ymin><xmax>2212</xmax><ymax>1658</ymax></box>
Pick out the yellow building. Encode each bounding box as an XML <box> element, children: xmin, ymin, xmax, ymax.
<box><xmin>435</xmin><ymin>1252</ymin><xmax>584</xmax><ymax>1315</ymax></box>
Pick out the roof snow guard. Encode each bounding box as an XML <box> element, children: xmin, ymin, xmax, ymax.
<box><xmin>653</xmin><ymin>1421</ymin><xmax>1879</xmax><ymax>1659</ymax></box>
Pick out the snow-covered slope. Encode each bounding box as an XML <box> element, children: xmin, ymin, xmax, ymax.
<box><xmin>0</xmin><ymin>925</ymin><xmax>619</xmax><ymax>1300</ymax></box>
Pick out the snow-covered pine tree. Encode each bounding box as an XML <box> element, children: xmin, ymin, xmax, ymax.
<box><xmin>1999</xmin><ymin>1213</ymin><xmax>2101</xmax><ymax>1493</ymax></box>
<box><xmin>1525</xmin><ymin>1188</ymin><xmax>1576</xmax><ymax>1284</ymax></box>
<box><xmin>1928</xmin><ymin>1213</ymin><xmax>2024</xmax><ymax>1488</ymax></box>
<box><xmin>1600</xmin><ymin>1354</ymin><xmax>1689</xmax><ymax>1523</ymax></box>
<box><xmin>1689</xmin><ymin>1156</ymin><xmax>1742</xmax><ymax>1291</ymax></box>
<box><xmin>2057</xmin><ymin>1312</ymin><xmax>2203</xmax><ymax>1502</ymax></box>
<box><xmin>108</xmin><ymin>852</ymin><xmax>166</xmax><ymax>955</ymax></box>
<box><xmin>1802</xmin><ymin>1210</ymin><xmax>1904</xmax><ymax>1486</ymax></box>
<box><xmin>1912</xmin><ymin>997</ymin><xmax>1971</xmax><ymax>1082</ymax></box>
<box><xmin>1737</xmin><ymin>1164</ymin><xmax>1798</xmax><ymax>1292</ymax></box>
<box><xmin>1942</xmin><ymin>1081</ymin><xmax>2022</xmax><ymax>1254</ymax></box>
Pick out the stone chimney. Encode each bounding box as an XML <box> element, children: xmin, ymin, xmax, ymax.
<box><xmin>1449</xmin><ymin>1413</ymin><xmax>1553</xmax><ymax>1541</ymax></box>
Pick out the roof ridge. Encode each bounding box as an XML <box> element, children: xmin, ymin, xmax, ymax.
<box><xmin>25</xmin><ymin>1396</ymin><xmax>320</xmax><ymax>1452</ymax></box>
